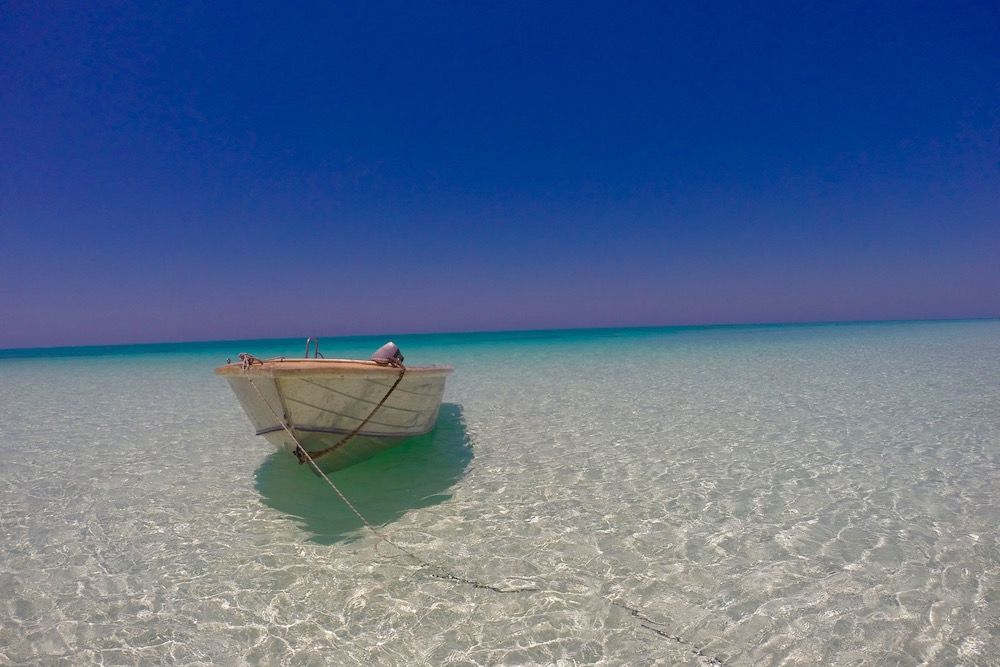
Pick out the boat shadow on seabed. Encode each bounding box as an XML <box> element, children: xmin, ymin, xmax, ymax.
<box><xmin>253</xmin><ymin>403</ymin><xmax>474</xmax><ymax>544</ymax></box>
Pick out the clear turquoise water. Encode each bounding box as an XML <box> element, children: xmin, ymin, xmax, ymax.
<box><xmin>1</xmin><ymin>321</ymin><xmax>999</xmax><ymax>665</ymax></box>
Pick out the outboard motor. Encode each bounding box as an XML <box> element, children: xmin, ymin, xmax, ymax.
<box><xmin>371</xmin><ymin>341</ymin><xmax>404</xmax><ymax>367</ymax></box>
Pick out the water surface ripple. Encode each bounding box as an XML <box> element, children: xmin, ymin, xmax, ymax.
<box><xmin>1</xmin><ymin>321</ymin><xmax>998</xmax><ymax>665</ymax></box>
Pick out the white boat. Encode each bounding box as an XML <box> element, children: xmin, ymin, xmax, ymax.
<box><xmin>216</xmin><ymin>341</ymin><xmax>453</xmax><ymax>471</ymax></box>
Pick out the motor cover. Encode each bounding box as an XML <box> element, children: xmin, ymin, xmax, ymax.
<box><xmin>371</xmin><ymin>341</ymin><xmax>404</xmax><ymax>366</ymax></box>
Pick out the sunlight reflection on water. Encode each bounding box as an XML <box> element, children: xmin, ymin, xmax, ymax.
<box><xmin>1</xmin><ymin>321</ymin><xmax>998</xmax><ymax>664</ymax></box>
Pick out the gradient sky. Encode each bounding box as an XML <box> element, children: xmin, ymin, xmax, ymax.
<box><xmin>1</xmin><ymin>1</ymin><xmax>998</xmax><ymax>348</ymax></box>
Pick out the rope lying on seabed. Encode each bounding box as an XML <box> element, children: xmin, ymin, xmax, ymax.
<box><xmin>611</xmin><ymin>601</ymin><xmax>724</xmax><ymax>665</ymax></box>
<box><xmin>238</xmin><ymin>357</ymin><xmax>725</xmax><ymax>663</ymax></box>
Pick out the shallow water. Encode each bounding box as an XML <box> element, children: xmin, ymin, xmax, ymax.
<box><xmin>1</xmin><ymin>321</ymin><xmax>999</xmax><ymax>665</ymax></box>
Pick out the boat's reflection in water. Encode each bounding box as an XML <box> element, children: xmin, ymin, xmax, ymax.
<box><xmin>254</xmin><ymin>403</ymin><xmax>473</xmax><ymax>544</ymax></box>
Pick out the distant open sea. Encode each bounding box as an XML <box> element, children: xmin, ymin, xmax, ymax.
<box><xmin>1</xmin><ymin>320</ymin><xmax>999</xmax><ymax>665</ymax></box>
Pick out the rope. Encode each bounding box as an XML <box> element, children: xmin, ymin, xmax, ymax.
<box><xmin>239</xmin><ymin>357</ymin><xmax>538</xmax><ymax>593</ymax></box>
<box><xmin>302</xmin><ymin>365</ymin><xmax>407</xmax><ymax>463</ymax></box>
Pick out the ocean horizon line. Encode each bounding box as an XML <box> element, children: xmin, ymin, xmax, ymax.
<box><xmin>2</xmin><ymin>315</ymin><xmax>997</xmax><ymax>358</ymax></box>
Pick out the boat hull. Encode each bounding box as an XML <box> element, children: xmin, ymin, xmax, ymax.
<box><xmin>216</xmin><ymin>359</ymin><xmax>452</xmax><ymax>471</ymax></box>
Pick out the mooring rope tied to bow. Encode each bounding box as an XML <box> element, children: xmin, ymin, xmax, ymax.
<box><xmin>303</xmin><ymin>366</ymin><xmax>408</xmax><ymax>463</ymax></box>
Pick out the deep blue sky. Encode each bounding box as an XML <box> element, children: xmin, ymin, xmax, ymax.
<box><xmin>1</xmin><ymin>1</ymin><xmax>997</xmax><ymax>348</ymax></box>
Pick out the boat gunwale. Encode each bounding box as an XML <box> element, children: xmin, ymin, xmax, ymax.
<box><xmin>255</xmin><ymin>423</ymin><xmax>434</xmax><ymax>439</ymax></box>
<box><xmin>214</xmin><ymin>357</ymin><xmax>454</xmax><ymax>377</ymax></box>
